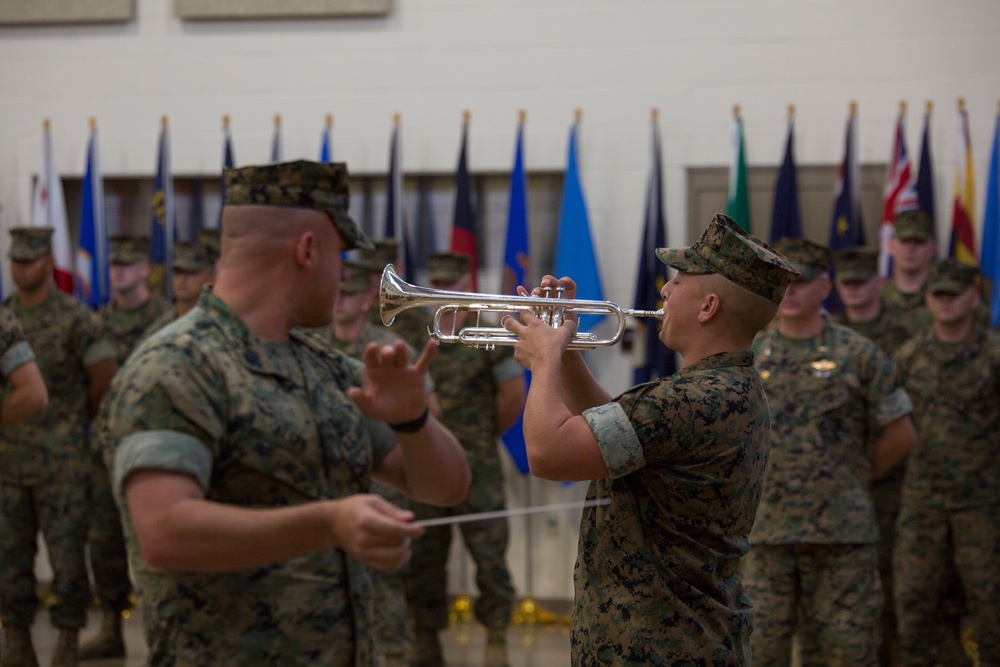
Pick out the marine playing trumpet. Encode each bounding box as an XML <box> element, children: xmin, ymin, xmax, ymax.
<box><xmin>379</xmin><ymin>264</ymin><xmax>662</xmax><ymax>350</ymax></box>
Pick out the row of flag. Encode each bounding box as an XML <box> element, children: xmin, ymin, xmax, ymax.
<box><xmin>23</xmin><ymin>100</ymin><xmax>1000</xmax><ymax>345</ymax></box>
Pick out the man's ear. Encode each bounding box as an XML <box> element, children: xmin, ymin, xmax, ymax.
<box><xmin>698</xmin><ymin>292</ymin><xmax>721</xmax><ymax>323</ymax></box>
<box><xmin>295</xmin><ymin>231</ymin><xmax>316</xmax><ymax>268</ymax></box>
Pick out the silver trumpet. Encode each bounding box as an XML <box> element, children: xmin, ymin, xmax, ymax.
<box><xmin>380</xmin><ymin>264</ymin><xmax>663</xmax><ymax>350</ymax></box>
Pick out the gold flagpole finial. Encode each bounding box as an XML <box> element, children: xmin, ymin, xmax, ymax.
<box><xmin>462</xmin><ymin>109</ymin><xmax>471</xmax><ymax>125</ymax></box>
<box><xmin>900</xmin><ymin>100</ymin><xmax>907</xmax><ymax>115</ymax></box>
<box><xmin>325</xmin><ymin>113</ymin><xmax>333</xmax><ymax>129</ymax></box>
<box><xmin>958</xmin><ymin>97</ymin><xmax>966</xmax><ymax>112</ymax></box>
<box><xmin>223</xmin><ymin>114</ymin><xmax>230</xmax><ymax>130</ymax></box>
<box><xmin>517</xmin><ymin>109</ymin><xmax>526</xmax><ymax>125</ymax></box>
<box><xmin>926</xmin><ymin>100</ymin><xmax>934</xmax><ymax>115</ymax></box>
<box><xmin>43</xmin><ymin>118</ymin><xmax>51</xmax><ymax>131</ymax></box>
<box><xmin>849</xmin><ymin>100</ymin><xmax>858</xmax><ymax>116</ymax></box>
<box><xmin>274</xmin><ymin>114</ymin><xmax>281</xmax><ymax>128</ymax></box>
<box><xmin>574</xmin><ymin>108</ymin><xmax>582</xmax><ymax>125</ymax></box>
<box><xmin>651</xmin><ymin>107</ymin><xmax>659</xmax><ymax>122</ymax></box>
<box><xmin>160</xmin><ymin>115</ymin><xmax>168</xmax><ymax>130</ymax></box>
<box><xmin>733</xmin><ymin>104</ymin><xmax>741</xmax><ymax>118</ymax></box>
<box><xmin>787</xmin><ymin>104</ymin><xmax>795</xmax><ymax>119</ymax></box>
<box><xmin>89</xmin><ymin>117</ymin><xmax>97</xmax><ymax>131</ymax></box>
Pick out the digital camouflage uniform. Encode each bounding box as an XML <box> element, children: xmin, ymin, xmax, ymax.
<box><xmin>0</xmin><ymin>287</ymin><xmax>114</xmax><ymax>631</ymax></box>
<box><xmin>408</xmin><ymin>341</ymin><xmax>521</xmax><ymax>634</ymax></box>
<box><xmin>748</xmin><ymin>319</ymin><xmax>913</xmax><ymax>666</ymax></box>
<box><xmin>892</xmin><ymin>291</ymin><xmax>1000</xmax><ymax>666</ymax></box>
<box><xmin>91</xmin><ymin>285</ymin><xmax>172</xmax><ymax>615</ymax></box>
<box><xmin>881</xmin><ymin>282</ymin><xmax>932</xmax><ymax>338</ymax></box>
<box><xmin>98</xmin><ymin>289</ymin><xmax>396</xmax><ymax>667</ymax></box>
<box><xmin>326</xmin><ymin>318</ymin><xmax>422</xmax><ymax>662</ymax></box>
<box><xmin>833</xmin><ymin>246</ymin><xmax>915</xmax><ymax>666</ymax></box>
<box><xmin>573</xmin><ymin>351</ymin><xmax>769</xmax><ymax>665</ymax></box>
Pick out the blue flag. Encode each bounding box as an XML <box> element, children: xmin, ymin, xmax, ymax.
<box><xmin>413</xmin><ymin>177</ymin><xmax>438</xmax><ymax>272</ymax></box>
<box><xmin>385</xmin><ymin>121</ymin><xmax>415</xmax><ymax>282</ymax></box>
<box><xmin>151</xmin><ymin>122</ymin><xmax>175</xmax><ymax>297</ymax></box>
<box><xmin>915</xmin><ymin>107</ymin><xmax>937</xmax><ymax>235</ymax></box>
<box><xmin>217</xmin><ymin>121</ymin><xmax>235</xmax><ymax>229</ymax></box>
<box><xmin>75</xmin><ymin>126</ymin><xmax>108</xmax><ymax>308</ymax></box>
<box><xmin>554</xmin><ymin>122</ymin><xmax>604</xmax><ymax>332</ymax></box>
<box><xmin>981</xmin><ymin>111</ymin><xmax>1000</xmax><ymax>327</ymax></box>
<box><xmin>769</xmin><ymin>115</ymin><xmax>803</xmax><ymax>243</ymax></box>
<box><xmin>826</xmin><ymin>109</ymin><xmax>863</xmax><ymax>313</ymax></box>
<box><xmin>633</xmin><ymin>116</ymin><xmax>675</xmax><ymax>385</ymax></box>
<box><xmin>500</xmin><ymin>120</ymin><xmax>531</xmax><ymax>475</ymax></box>
<box><xmin>319</xmin><ymin>115</ymin><xmax>332</xmax><ymax>163</ymax></box>
<box><xmin>270</xmin><ymin>115</ymin><xmax>282</xmax><ymax>164</ymax></box>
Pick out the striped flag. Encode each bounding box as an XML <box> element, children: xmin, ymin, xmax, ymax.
<box><xmin>31</xmin><ymin>120</ymin><xmax>74</xmax><ymax>294</ymax></box>
<box><xmin>554</xmin><ymin>114</ymin><xmax>604</xmax><ymax>333</ymax></box>
<box><xmin>75</xmin><ymin>121</ymin><xmax>109</xmax><ymax>308</ymax></box>
<box><xmin>633</xmin><ymin>109</ymin><xmax>675</xmax><ymax>384</ymax></box>
<box><xmin>727</xmin><ymin>107</ymin><xmax>751</xmax><ymax>232</ymax></box>
<box><xmin>981</xmin><ymin>109</ymin><xmax>1000</xmax><ymax>327</ymax></box>
<box><xmin>500</xmin><ymin>115</ymin><xmax>531</xmax><ymax>475</ymax></box>
<box><xmin>878</xmin><ymin>105</ymin><xmax>919</xmax><ymax>276</ymax></box>
<box><xmin>949</xmin><ymin>99</ymin><xmax>977</xmax><ymax>265</ymax></box>
<box><xmin>450</xmin><ymin>114</ymin><xmax>478</xmax><ymax>291</ymax></box>
<box><xmin>769</xmin><ymin>109</ymin><xmax>803</xmax><ymax>243</ymax></box>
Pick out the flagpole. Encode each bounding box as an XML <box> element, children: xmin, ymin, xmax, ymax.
<box><xmin>163</xmin><ymin>115</ymin><xmax>174</xmax><ymax>298</ymax></box>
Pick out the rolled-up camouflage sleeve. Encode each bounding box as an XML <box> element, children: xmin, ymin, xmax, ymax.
<box><xmin>115</xmin><ymin>430</ymin><xmax>213</xmax><ymax>492</ymax></box>
<box><xmin>582</xmin><ymin>402</ymin><xmax>646</xmax><ymax>479</ymax></box>
<box><xmin>0</xmin><ymin>340</ymin><xmax>35</xmax><ymax>378</ymax></box>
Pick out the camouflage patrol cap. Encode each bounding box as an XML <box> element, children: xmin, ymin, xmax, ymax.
<box><xmin>108</xmin><ymin>235</ymin><xmax>151</xmax><ymax>264</ymax></box>
<box><xmin>360</xmin><ymin>239</ymin><xmax>400</xmax><ymax>271</ymax></box>
<box><xmin>172</xmin><ymin>241</ymin><xmax>213</xmax><ymax>273</ymax></box>
<box><xmin>834</xmin><ymin>246</ymin><xmax>879</xmax><ymax>282</ymax></box>
<box><xmin>773</xmin><ymin>237</ymin><xmax>833</xmax><ymax>281</ymax></box>
<box><xmin>340</xmin><ymin>261</ymin><xmax>373</xmax><ymax>295</ymax></box>
<box><xmin>428</xmin><ymin>252</ymin><xmax>472</xmax><ymax>284</ymax></box>
<box><xmin>8</xmin><ymin>227</ymin><xmax>53</xmax><ymax>261</ymax></box>
<box><xmin>197</xmin><ymin>228</ymin><xmax>221</xmax><ymax>262</ymax></box>
<box><xmin>927</xmin><ymin>258</ymin><xmax>979</xmax><ymax>294</ymax></box>
<box><xmin>224</xmin><ymin>160</ymin><xmax>373</xmax><ymax>251</ymax></box>
<box><xmin>894</xmin><ymin>209</ymin><xmax>935</xmax><ymax>242</ymax></box>
<box><xmin>655</xmin><ymin>214</ymin><xmax>799</xmax><ymax>303</ymax></box>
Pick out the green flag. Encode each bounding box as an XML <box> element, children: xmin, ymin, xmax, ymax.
<box><xmin>727</xmin><ymin>111</ymin><xmax>751</xmax><ymax>232</ymax></box>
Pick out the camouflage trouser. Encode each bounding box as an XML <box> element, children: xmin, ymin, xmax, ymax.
<box><xmin>86</xmin><ymin>450</ymin><xmax>132</xmax><ymax>612</ymax></box>
<box><xmin>894</xmin><ymin>498</ymin><xmax>1000</xmax><ymax>667</ymax></box>
<box><xmin>872</xmin><ymin>469</ymin><xmax>903</xmax><ymax>667</ymax></box>
<box><xmin>408</xmin><ymin>458</ymin><xmax>514</xmax><ymax>632</ymax></box>
<box><xmin>743</xmin><ymin>543</ymin><xmax>882</xmax><ymax>667</ymax></box>
<box><xmin>0</xmin><ymin>473</ymin><xmax>91</xmax><ymax>629</ymax></box>
<box><xmin>371</xmin><ymin>481</ymin><xmax>411</xmax><ymax>656</ymax></box>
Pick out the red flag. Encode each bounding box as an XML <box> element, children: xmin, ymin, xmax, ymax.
<box><xmin>950</xmin><ymin>99</ymin><xmax>977</xmax><ymax>265</ymax></box>
<box><xmin>31</xmin><ymin>120</ymin><xmax>74</xmax><ymax>294</ymax></box>
<box><xmin>879</xmin><ymin>104</ymin><xmax>919</xmax><ymax>275</ymax></box>
<box><xmin>450</xmin><ymin>113</ymin><xmax>478</xmax><ymax>291</ymax></box>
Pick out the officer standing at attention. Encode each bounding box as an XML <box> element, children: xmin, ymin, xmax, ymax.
<box><xmin>892</xmin><ymin>259</ymin><xmax>1000</xmax><ymax>666</ymax></box>
<box><xmin>141</xmin><ymin>240</ymin><xmax>217</xmax><ymax>339</ymax></box>
<box><xmin>503</xmin><ymin>214</ymin><xmax>799</xmax><ymax>665</ymax></box>
<box><xmin>80</xmin><ymin>234</ymin><xmax>172</xmax><ymax>661</ymax></box>
<box><xmin>96</xmin><ymin>160</ymin><xmax>470</xmax><ymax>667</ymax></box>
<box><xmin>408</xmin><ymin>252</ymin><xmax>526</xmax><ymax>667</ymax></box>
<box><xmin>832</xmin><ymin>246</ymin><xmax>913</xmax><ymax>666</ymax></box>
<box><xmin>1</xmin><ymin>226</ymin><xmax>116</xmax><ymax>667</ymax></box>
<box><xmin>746</xmin><ymin>237</ymin><xmax>916</xmax><ymax>666</ymax></box>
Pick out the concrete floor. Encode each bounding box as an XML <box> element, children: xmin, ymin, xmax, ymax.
<box><xmin>19</xmin><ymin>602</ymin><xmax>574</xmax><ymax>667</ymax></box>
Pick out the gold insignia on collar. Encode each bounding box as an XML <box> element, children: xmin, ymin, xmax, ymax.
<box><xmin>810</xmin><ymin>359</ymin><xmax>837</xmax><ymax>372</ymax></box>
